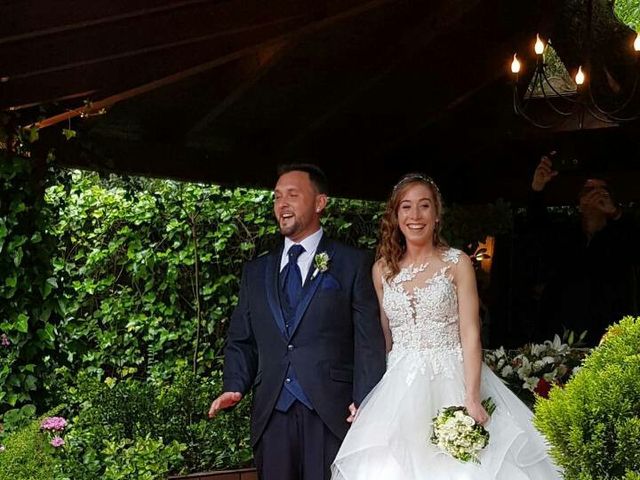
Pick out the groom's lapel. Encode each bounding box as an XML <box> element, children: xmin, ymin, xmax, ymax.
<box><xmin>264</xmin><ymin>245</ymin><xmax>286</xmax><ymax>336</ymax></box>
<box><xmin>289</xmin><ymin>236</ymin><xmax>334</xmax><ymax>339</ymax></box>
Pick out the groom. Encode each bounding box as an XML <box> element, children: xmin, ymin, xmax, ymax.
<box><xmin>208</xmin><ymin>164</ymin><xmax>386</xmax><ymax>480</ymax></box>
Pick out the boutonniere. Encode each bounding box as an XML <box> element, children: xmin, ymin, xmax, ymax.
<box><xmin>311</xmin><ymin>252</ymin><xmax>330</xmax><ymax>280</ymax></box>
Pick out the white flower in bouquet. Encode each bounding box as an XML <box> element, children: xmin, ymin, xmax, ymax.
<box><xmin>430</xmin><ymin>398</ymin><xmax>496</xmax><ymax>464</ymax></box>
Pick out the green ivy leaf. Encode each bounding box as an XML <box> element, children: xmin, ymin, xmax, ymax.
<box><xmin>15</xmin><ymin>313</ymin><xmax>29</xmax><ymax>333</ymax></box>
<box><xmin>37</xmin><ymin>323</ymin><xmax>56</xmax><ymax>343</ymax></box>
<box><xmin>27</xmin><ymin>127</ymin><xmax>39</xmax><ymax>143</ymax></box>
<box><xmin>13</xmin><ymin>246</ymin><xmax>23</xmax><ymax>267</ymax></box>
<box><xmin>62</xmin><ymin>128</ymin><xmax>77</xmax><ymax>140</ymax></box>
<box><xmin>24</xmin><ymin>374</ymin><xmax>38</xmax><ymax>391</ymax></box>
<box><xmin>5</xmin><ymin>274</ymin><xmax>17</xmax><ymax>288</ymax></box>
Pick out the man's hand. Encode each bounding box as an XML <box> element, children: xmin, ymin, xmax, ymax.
<box><xmin>346</xmin><ymin>402</ymin><xmax>358</xmax><ymax>423</ymax></box>
<box><xmin>532</xmin><ymin>154</ymin><xmax>558</xmax><ymax>192</ymax></box>
<box><xmin>208</xmin><ymin>392</ymin><xmax>242</xmax><ymax>418</ymax></box>
<box><xmin>579</xmin><ymin>181</ymin><xmax>618</xmax><ymax>217</ymax></box>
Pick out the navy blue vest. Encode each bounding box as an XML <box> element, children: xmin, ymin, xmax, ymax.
<box><xmin>274</xmin><ymin>256</ymin><xmax>314</xmax><ymax>412</ymax></box>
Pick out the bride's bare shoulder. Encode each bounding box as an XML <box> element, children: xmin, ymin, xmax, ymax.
<box><xmin>372</xmin><ymin>258</ymin><xmax>392</xmax><ymax>284</ymax></box>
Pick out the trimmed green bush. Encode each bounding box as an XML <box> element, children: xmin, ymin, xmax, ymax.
<box><xmin>534</xmin><ymin>316</ymin><xmax>640</xmax><ymax>479</ymax></box>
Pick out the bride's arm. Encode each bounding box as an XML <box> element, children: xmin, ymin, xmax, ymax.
<box><xmin>456</xmin><ymin>253</ymin><xmax>489</xmax><ymax>425</ymax></box>
<box><xmin>372</xmin><ymin>261</ymin><xmax>392</xmax><ymax>353</ymax></box>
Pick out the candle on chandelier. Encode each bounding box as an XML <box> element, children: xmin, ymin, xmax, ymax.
<box><xmin>511</xmin><ymin>54</ymin><xmax>521</xmax><ymax>74</ymax></box>
<box><xmin>534</xmin><ymin>34</ymin><xmax>544</xmax><ymax>55</ymax></box>
<box><xmin>575</xmin><ymin>66</ymin><xmax>585</xmax><ymax>86</ymax></box>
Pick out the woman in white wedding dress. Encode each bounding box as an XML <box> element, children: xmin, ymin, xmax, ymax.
<box><xmin>331</xmin><ymin>174</ymin><xmax>562</xmax><ymax>480</ymax></box>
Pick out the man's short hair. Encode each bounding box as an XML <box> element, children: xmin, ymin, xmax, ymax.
<box><xmin>277</xmin><ymin>163</ymin><xmax>329</xmax><ymax>194</ymax></box>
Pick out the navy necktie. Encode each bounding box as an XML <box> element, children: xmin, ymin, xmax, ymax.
<box><xmin>282</xmin><ymin>244</ymin><xmax>305</xmax><ymax>312</ymax></box>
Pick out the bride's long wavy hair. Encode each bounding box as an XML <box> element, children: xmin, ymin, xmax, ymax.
<box><xmin>376</xmin><ymin>173</ymin><xmax>447</xmax><ymax>280</ymax></box>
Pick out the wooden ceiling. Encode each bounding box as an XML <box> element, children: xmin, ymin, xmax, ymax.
<box><xmin>2</xmin><ymin>0</ymin><xmax>639</xmax><ymax>203</ymax></box>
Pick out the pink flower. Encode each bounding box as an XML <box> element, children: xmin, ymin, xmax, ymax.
<box><xmin>1</xmin><ymin>334</ymin><xmax>9</xmax><ymax>347</ymax></box>
<box><xmin>50</xmin><ymin>436</ymin><xmax>65</xmax><ymax>448</ymax></box>
<box><xmin>40</xmin><ymin>416</ymin><xmax>67</xmax><ymax>432</ymax></box>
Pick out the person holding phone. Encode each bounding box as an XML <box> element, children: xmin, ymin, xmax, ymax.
<box><xmin>526</xmin><ymin>153</ymin><xmax>639</xmax><ymax>344</ymax></box>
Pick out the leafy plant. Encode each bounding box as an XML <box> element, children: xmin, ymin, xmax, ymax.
<box><xmin>102</xmin><ymin>436</ymin><xmax>186</xmax><ymax>480</ymax></box>
<box><xmin>0</xmin><ymin>404</ymin><xmax>37</xmax><ymax>445</ymax></box>
<box><xmin>534</xmin><ymin>316</ymin><xmax>640</xmax><ymax>479</ymax></box>
<box><xmin>0</xmin><ymin>152</ymin><xmax>61</xmax><ymax>411</ymax></box>
<box><xmin>57</xmin><ymin>365</ymin><xmax>252</xmax><ymax>476</ymax></box>
<box><xmin>616</xmin><ymin>0</ymin><xmax>640</xmax><ymax>29</ymax></box>
<box><xmin>0</xmin><ymin>407</ymin><xmax>64</xmax><ymax>480</ymax></box>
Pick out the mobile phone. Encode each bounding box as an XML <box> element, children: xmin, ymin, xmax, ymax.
<box><xmin>550</xmin><ymin>151</ymin><xmax>579</xmax><ymax>172</ymax></box>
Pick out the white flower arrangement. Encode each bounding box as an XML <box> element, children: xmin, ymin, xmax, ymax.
<box><xmin>483</xmin><ymin>332</ymin><xmax>589</xmax><ymax>406</ymax></box>
<box><xmin>430</xmin><ymin>398</ymin><xmax>496</xmax><ymax>463</ymax></box>
<box><xmin>310</xmin><ymin>251</ymin><xmax>330</xmax><ymax>280</ymax></box>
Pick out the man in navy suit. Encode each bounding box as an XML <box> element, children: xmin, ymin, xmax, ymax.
<box><xmin>209</xmin><ymin>164</ymin><xmax>386</xmax><ymax>480</ymax></box>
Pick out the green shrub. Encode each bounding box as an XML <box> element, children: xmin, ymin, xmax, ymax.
<box><xmin>0</xmin><ymin>153</ymin><xmax>61</xmax><ymax>411</ymax></box>
<box><xmin>58</xmin><ymin>364</ymin><xmax>251</xmax><ymax>476</ymax></box>
<box><xmin>102</xmin><ymin>436</ymin><xmax>186</xmax><ymax>480</ymax></box>
<box><xmin>534</xmin><ymin>316</ymin><xmax>640</xmax><ymax>480</ymax></box>
<box><xmin>0</xmin><ymin>408</ymin><xmax>64</xmax><ymax>480</ymax></box>
<box><xmin>0</xmin><ymin>403</ymin><xmax>37</xmax><ymax>445</ymax></box>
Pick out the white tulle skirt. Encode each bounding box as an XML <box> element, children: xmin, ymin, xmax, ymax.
<box><xmin>331</xmin><ymin>349</ymin><xmax>563</xmax><ymax>480</ymax></box>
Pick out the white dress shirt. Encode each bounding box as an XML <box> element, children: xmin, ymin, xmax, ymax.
<box><xmin>280</xmin><ymin>228</ymin><xmax>324</xmax><ymax>286</ymax></box>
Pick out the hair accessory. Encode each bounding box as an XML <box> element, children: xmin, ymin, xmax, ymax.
<box><xmin>392</xmin><ymin>173</ymin><xmax>441</xmax><ymax>195</ymax></box>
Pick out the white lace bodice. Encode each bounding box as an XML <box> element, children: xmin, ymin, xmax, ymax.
<box><xmin>383</xmin><ymin>248</ymin><xmax>464</xmax><ymax>378</ymax></box>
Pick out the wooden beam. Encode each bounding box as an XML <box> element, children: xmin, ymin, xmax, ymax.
<box><xmin>0</xmin><ymin>0</ymin><xmax>217</xmax><ymax>45</ymax></box>
<box><xmin>282</xmin><ymin>0</ymin><xmax>482</xmax><ymax>153</ymax></box>
<box><xmin>187</xmin><ymin>41</ymin><xmax>289</xmax><ymax>136</ymax></box>
<box><xmin>5</xmin><ymin>16</ymin><xmax>303</xmax><ymax>83</ymax></box>
<box><xmin>27</xmin><ymin>0</ymin><xmax>401</xmax><ymax>130</ymax></box>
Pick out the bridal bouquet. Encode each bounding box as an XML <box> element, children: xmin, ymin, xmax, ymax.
<box><xmin>430</xmin><ymin>398</ymin><xmax>496</xmax><ymax>463</ymax></box>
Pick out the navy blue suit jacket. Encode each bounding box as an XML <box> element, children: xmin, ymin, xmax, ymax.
<box><xmin>222</xmin><ymin>236</ymin><xmax>386</xmax><ymax>445</ymax></box>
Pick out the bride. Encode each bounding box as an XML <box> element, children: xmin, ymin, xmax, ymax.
<box><xmin>331</xmin><ymin>173</ymin><xmax>562</xmax><ymax>480</ymax></box>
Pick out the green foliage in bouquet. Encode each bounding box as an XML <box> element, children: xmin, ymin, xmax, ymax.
<box><xmin>430</xmin><ymin>398</ymin><xmax>496</xmax><ymax>464</ymax></box>
<box><xmin>534</xmin><ymin>316</ymin><xmax>640</xmax><ymax>480</ymax></box>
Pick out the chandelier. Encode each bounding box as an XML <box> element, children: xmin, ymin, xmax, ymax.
<box><xmin>510</xmin><ymin>2</ymin><xmax>640</xmax><ymax>129</ymax></box>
